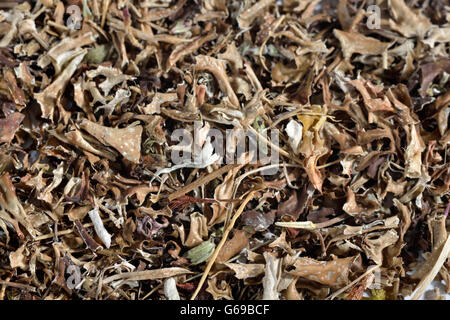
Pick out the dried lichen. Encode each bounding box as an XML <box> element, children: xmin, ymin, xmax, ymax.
<box><xmin>0</xmin><ymin>0</ymin><xmax>448</xmax><ymax>301</ymax></box>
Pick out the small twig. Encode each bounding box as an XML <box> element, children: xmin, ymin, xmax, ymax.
<box><xmin>34</xmin><ymin>218</ymin><xmax>110</xmax><ymax>241</ymax></box>
<box><xmin>35</xmin><ymin>228</ymin><xmax>77</xmax><ymax>241</ymax></box>
<box><xmin>410</xmin><ymin>235</ymin><xmax>450</xmax><ymax>300</ymax></box>
<box><xmin>0</xmin><ymin>276</ymin><xmax>11</xmax><ymax>300</ymax></box>
<box><xmin>232</xmin><ymin>163</ymin><xmax>303</xmax><ymax>200</ymax></box>
<box><xmin>316</xmin><ymin>158</ymin><xmax>342</xmax><ymax>169</ymax></box>
<box><xmin>259</xmin><ymin>15</ymin><xmax>285</xmax><ymax>72</ymax></box>
<box><xmin>0</xmin><ymin>280</ymin><xmax>36</xmax><ymax>292</ymax></box>
<box><xmin>47</xmin><ymin>21</ymin><xmax>70</xmax><ymax>32</ymax></box>
<box><xmin>102</xmin><ymin>268</ymin><xmax>192</xmax><ymax>284</ymax></box>
<box><xmin>182</xmin><ymin>273</ymin><xmax>203</xmax><ymax>284</ymax></box>
<box><xmin>327</xmin><ymin>264</ymin><xmax>381</xmax><ymax>300</ymax></box>
<box><xmin>142</xmin><ymin>282</ymin><xmax>163</xmax><ymax>300</ymax></box>
<box><xmin>315</xmin><ymin>214</ymin><xmax>348</xmax><ymax>229</ymax></box>
<box><xmin>168</xmin><ymin>164</ymin><xmax>237</xmax><ymax>201</ymax></box>
<box><xmin>0</xmin><ymin>2</ymin><xmax>20</xmax><ymax>9</ymax></box>
<box><xmin>246</xmin><ymin>125</ymin><xmax>301</xmax><ymax>165</ymax></box>
<box><xmin>101</xmin><ymin>0</ymin><xmax>111</xmax><ymax>28</ymax></box>
<box><xmin>169</xmin><ymin>195</ymin><xmax>240</xmax><ymax>211</ymax></box>
<box><xmin>275</xmin><ymin>221</ymin><xmax>316</xmax><ymax>229</ymax></box>
<box><xmin>283</xmin><ymin>162</ymin><xmax>299</xmax><ymax>189</ymax></box>
<box><xmin>0</xmin><ymin>241</ymin><xmax>15</xmax><ymax>250</ymax></box>
<box><xmin>190</xmin><ymin>190</ymin><xmax>256</xmax><ymax>300</ymax></box>
<box><xmin>444</xmin><ymin>201</ymin><xmax>450</xmax><ymax>217</ymax></box>
<box><xmin>225</xmin><ymin>239</ymin><xmax>273</xmax><ymax>264</ymax></box>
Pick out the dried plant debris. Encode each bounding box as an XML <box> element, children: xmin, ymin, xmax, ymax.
<box><xmin>0</xmin><ymin>0</ymin><xmax>449</xmax><ymax>301</ymax></box>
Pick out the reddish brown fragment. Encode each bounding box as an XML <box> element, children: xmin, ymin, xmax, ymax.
<box><xmin>0</xmin><ymin>112</ymin><xmax>24</xmax><ymax>144</ymax></box>
<box><xmin>74</xmin><ymin>220</ymin><xmax>102</xmax><ymax>252</ymax></box>
<box><xmin>4</xmin><ymin>70</ymin><xmax>26</xmax><ymax>109</ymax></box>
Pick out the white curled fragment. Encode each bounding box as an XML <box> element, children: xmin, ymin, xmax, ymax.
<box><xmin>262</xmin><ymin>252</ymin><xmax>281</xmax><ymax>300</ymax></box>
<box><xmin>285</xmin><ymin>119</ymin><xmax>303</xmax><ymax>155</ymax></box>
<box><xmin>275</xmin><ymin>221</ymin><xmax>316</xmax><ymax>230</ymax></box>
<box><xmin>150</xmin><ymin>137</ymin><xmax>221</xmax><ymax>184</ymax></box>
<box><xmin>88</xmin><ymin>206</ymin><xmax>112</xmax><ymax>248</ymax></box>
<box><xmin>164</xmin><ymin>277</ymin><xmax>181</xmax><ymax>300</ymax></box>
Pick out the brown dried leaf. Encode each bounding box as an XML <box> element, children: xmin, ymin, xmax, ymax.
<box><xmin>334</xmin><ymin>30</ymin><xmax>390</xmax><ymax>61</ymax></box>
<box><xmin>185</xmin><ymin>212</ymin><xmax>208</xmax><ymax>248</ymax></box>
<box><xmin>286</xmin><ymin>255</ymin><xmax>358</xmax><ymax>288</ymax></box>
<box><xmin>195</xmin><ymin>55</ymin><xmax>239</xmax><ymax>108</ymax></box>
<box><xmin>362</xmin><ymin>230</ymin><xmax>399</xmax><ymax>265</ymax></box>
<box><xmin>388</xmin><ymin>0</ymin><xmax>432</xmax><ymax>38</ymax></box>
<box><xmin>215</xmin><ymin>229</ymin><xmax>249</xmax><ymax>265</ymax></box>
<box><xmin>80</xmin><ymin>119</ymin><xmax>143</xmax><ymax>163</ymax></box>
<box><xmin>0</xmin><ymin>112</ymin><xmax>24</xmax><ymax>144</ymax></box>
<box><xmin>224</xmin><ymin>262</ymin><xmax>265</xmax><ymax>279</ymax></box>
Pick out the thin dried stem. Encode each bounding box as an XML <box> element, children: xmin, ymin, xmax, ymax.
<box><xmin>190</xmin><ymin>190</ymin><xmax>257</xmax><ymax>300</ymax></box>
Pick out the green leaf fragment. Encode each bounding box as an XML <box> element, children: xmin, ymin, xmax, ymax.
<box><xmin>143</xmin><ymin>137</ymin><xmax>157</xmax><ymax>154</ymax></box>
<box><xmin>253</xmin><ymin>116</ymin><xmax>268</xmax><ymax>153</ymax></box>
<box><xmin>370</xmin><ymin>289</ymin><xmax>386</xmax><ymax>300</ymax></box>
<box><xmin>362</xmin><ymin>289</ymin><xmax>386</xmax><ymax>300</ymax></box>
<box><xmin>86</xmin><ymin>45</ymin><xmax>110</xmax><ymax>64</ymax></box>
<box><xmin>184</xmin><ymin>240</ymin><xmax>215</xmax><ymax>265</ymax></box>
<box><xmin>82</xmin><ymin>0</ymin><xmax>93</xmax><ymax>18</ymax></box>
<box><xmin>171</xmin><ymin>20</ymin><xmax>191</xmax><ymax>34</ymax></box>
